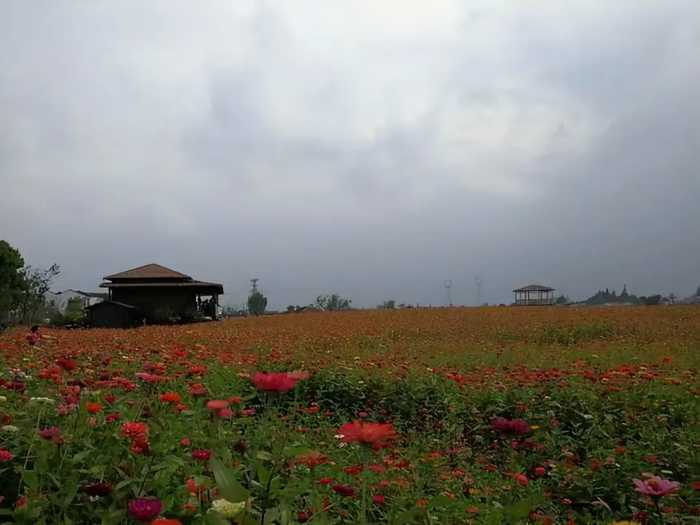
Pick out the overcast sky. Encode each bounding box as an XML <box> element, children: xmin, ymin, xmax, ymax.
<box><xmin>1</xmin><ymin>1</ymin><xmax>699</xmax><ymax>308</ymax></box>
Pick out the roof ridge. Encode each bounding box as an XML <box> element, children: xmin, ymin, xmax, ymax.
<box><xmin>104</xmin><ymin>263</ymin><xmax>192</xmax><ymax>280</ymax></box>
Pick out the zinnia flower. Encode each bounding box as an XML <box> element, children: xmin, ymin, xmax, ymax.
<box><xmin>633</xmin><ymin>476</ymin><xmax>680</xmax><ymax>497</ymax></box>
<box><xmin>206</xmin><ymin>399</ymin><xmax>229</xmax><ymax>411</ymax></box>
<box><xmin>120</xmin><ymin>421</ymin><xmax>149</xmax><ymax>440</ymax></box>
<box><xmin>191</xmin><ymin>449</ymin><xmax>212</xmax><ymax>461</ymax></box>
<box><xmin>38</xmin><ymin>426</ymin><xmax>64</xmax><ymax>444</ymax></box>
<box><xmin>152</xmin><ymin>520</ymin><xmax>183</xmax><ymax>525</ymax></box>
<box><xmin>252</xmin><ymin>372</ymin><xmax>301</xmax><ymax>392</ymax></box>
<box><xmin>491</xmin><ymin>417</ymin><xmax>531</xmax><ymax>435</ymax></box>
<box><xmin>160</xmin><ymin>391</ymin><xmax>182</xmax><ymax>403</ymax></box>
<box><xmin>337</xmin><ymin>421</ymin><xmax>397</xmax><ymax>448</ymax></box>
<box><xmin>189</xmin><ymin>383</ymin><xmax>207</xmax><ymax>397</ymax></box>
<box><xmin>0</xmin><ymin>448</ymin><xmax>13</xmax><ymax>462</ymax></box>
<box><xmin>128</xmin><ymin>497</ymin><xmax>162</xmax><ymax>521</ymax></box>
<box><xmin>85</xmin><ymin>402</ymin><xmax>103</xmax><ymax>414</ymax></box>
<box><xmin>80</xmin><ymin>482</ymin><xmax>113</xmax><ymax>496</ymax></box>
<box><xmin>332</xmin><ymin>484</ymin><xmax>356</xmax><ymax>497</ymax></box>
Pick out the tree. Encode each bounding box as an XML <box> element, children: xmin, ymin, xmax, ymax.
<box><xmin>16</xmin><ymin>264</ymin><xmax>61</xmax><ymax>324</ymax></box>
<box><xmin>247</xmin><ymin>279</ymin><xmax>267</xmax><ymax>316</ymax></box>
<box><xmin>0</xmin><ymin>240</ymin><xmax>25</xmax><ymax>323</ymax></box>
<box><xmin>378</xmin><ymin>300</ymin><xmax>396</xmax><ymax>309</ymax></box>
<box><xmin>555</xmin><ymin>295</ymin><xmax>570</xmax><ymax>305</ymax></box>
<box><xmin>64</xmin><ymin>297</ymin><xmax>85</xmax><ymax>322</ymax></box>
<box><xmin>316</xmin><ymin>293</ymin><xmax>352</xmax><ymax>311</ymax></box>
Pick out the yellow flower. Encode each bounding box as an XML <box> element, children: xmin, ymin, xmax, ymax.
<box><xmin>211</xmin><ymin>498</ymin><xmax>246</xmax><ymax>518</ymax></box>
<box><xmin>0</xmin><ymin>396</ymin><xmax>7</xmax><ymax>403</ymax></box>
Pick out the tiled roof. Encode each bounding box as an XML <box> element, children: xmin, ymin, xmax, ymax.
<box><xmin>104</xmin><ymin>263</ymin><xmax>191</xmax><ymax>281</ymax></box>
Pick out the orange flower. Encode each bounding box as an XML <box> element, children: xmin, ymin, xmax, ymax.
<box><xmin>85</xmin><ymin>402</ymin><xmax>103</xmax><ymax>414</ymax></box>
<box><xmin>160</xmin><ymin>391</ymin><xmax>182</xmax><ymax>404</ymax></box>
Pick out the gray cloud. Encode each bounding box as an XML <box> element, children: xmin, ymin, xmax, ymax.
<box><xmin>1</xmin><ymin>1</ymin><xmax>699</xmax><ymax>308</ymax></box>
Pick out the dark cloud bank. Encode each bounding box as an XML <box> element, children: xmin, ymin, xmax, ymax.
<box><xmin>1</xmin><ymin>1</ymin><xmax>699</xmax><ymax>308</ymax></box>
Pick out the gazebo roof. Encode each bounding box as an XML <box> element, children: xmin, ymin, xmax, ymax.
<box><xmin>513</xmin><ymin>284</ymin><xmax>555</xmax><ymax>293</ymax></box>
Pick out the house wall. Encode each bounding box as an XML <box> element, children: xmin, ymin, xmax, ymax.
<box><xmin>89</xmin><ymin>303</ymin><xmax>136</xmax><ymax>328</ymax></box>
<box><xmin>111</xmin><ymin>288</ymin><xmax>197</xmax><ymax>322</ymax></box>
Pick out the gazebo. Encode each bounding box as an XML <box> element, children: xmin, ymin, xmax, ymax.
<box><xmin>513</xmin><ymin>284</ymin><xmax>556</xmax><ymax>306</ymax></box>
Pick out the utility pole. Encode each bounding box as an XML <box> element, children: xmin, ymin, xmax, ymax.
<box><xmin>250</xmin><ymin>278</ymin><xmax>259</xmax><ymax>292</ymax></box>
<box><xmin>475</xmin><ymin>276</ymin><xmax>483</xmax><ymax>306</ymax></box>
<box><xmin>444</xmin><ymin>280</ymin><xmax>453</xmax><ymax>307</ymax></box>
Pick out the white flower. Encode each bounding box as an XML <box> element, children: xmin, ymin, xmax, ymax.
<box><xmin>29</xmin><ymin>397</ymin><xmax>55</xmax><ymax>405</ymax></box>
<box><xmin>0</xmin><ymin>396</ymin><xmax>7</xmax><ymax>403</ymax></box>
<box><xmin>211</xmin><ymin>498</ymin><xmax>246</xmax><ymax>518</ymax></box>
<box><xmin>1</xmin><ymin>425</ymin><xmax>19</xmax><ymax>433</ymax></box>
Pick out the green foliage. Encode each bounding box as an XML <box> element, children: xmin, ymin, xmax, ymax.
<box><xmin>538</xmin><ymin>322</ymin><xmax>616</xmax><ymax>345</ymax></box>
<box><xmin>316</xmin><ymin>293</ymin><xmax>352</xmax><ymax>311</ymax></box>
<box><xmin>248</xmin><ymin>291</ymin><xmax>268</xmax><ymax>316</ymax></box>
<box><xmin>0</xmin><ymin>240</ymin><xmax>25</xmax><ymax>323</ymax></box>
<box><xmin>15</xmin><ymin>264</ymin><xmax>61</xmax><ymax>325</ymax></box>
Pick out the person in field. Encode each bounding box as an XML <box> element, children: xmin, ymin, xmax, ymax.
<box><xmin>26</xmin><ymin>325</ymin><xmax>56</xmax><ymax>347</ymax></box>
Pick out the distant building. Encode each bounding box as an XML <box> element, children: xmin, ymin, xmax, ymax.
<box><xmin>513</xmin><ymin>284</ymin><xmax>556</xmax><ymax>306</ymax></box>
<box><xmin>90</xmin><ymin>263</ymin><xmax>224</xmax><ymax>327</ymax></box>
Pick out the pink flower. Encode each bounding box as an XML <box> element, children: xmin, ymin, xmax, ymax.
<box><xmin>252</xmin><ymin>372</ymin><xmax>300</xmax><ymax>392</ymax></box>
<box><xmin>633</xmin><ymin>476</ymin><xmax>680</xmax><ymax>497</ymax></box>
<box><xmin>0</xmin><ymin>449</ymin><xmax>13</xmax><ymax>462</ymax></box>
<box><xmin>206</xmin><ymin>399</ymin><xmax>229</xmax><ymax>411</ymax></box>
<box><xmin>38</xmin><ymin>426</ymin><xmax>64</xmax><ymax>444</ymax></box>
<box><xmin>128</xmin><ymin>497</ymin><xmax>162</xmax><ymax>521</ymax></box>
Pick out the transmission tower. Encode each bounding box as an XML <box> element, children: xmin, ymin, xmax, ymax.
<box><xmin>250</xmin><ymin>278</ymin><xmax>259</xmax><ymax>292</ymax></box>
<box><xmin>474</xmin><ymin>276</ymin><xmax>483</xmax><ymax>306</ymax></box>
<box><xmin>444</xmin><ymin>280</ymin><xmax>453</xmax><ymax>307</ymax></box>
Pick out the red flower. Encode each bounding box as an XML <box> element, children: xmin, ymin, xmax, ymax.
<box><xmin>206</xmin><ymin>399</ymin><xmax>229</xmax><ymax>411</ymax></box>
<box><xmin>252</xmin><ymin>372</ymin><xmax>300</xmax><ymax>392</ymax></box>
<box><xmin>152</xmin><ymin>520</ymin><xmax>183</xmax><ymax>525</ymax></box>
<box><xmin>160</xmin><ymin>391</ymin><xmax>182</xmax><ymax>404</ymax></box>
<box><xmin>85</xmin><ymin>402</ymin><xmax>103</xmax><ymax>414</ymax></box>
<box><xmin>372</xmin><ymin>494</ymin><xmax>386</xmax><ymax>505</ymax></box>
<box><xmin>332</xmin><ymin>484</ymin><xmax>356</xmax><ymax>497</ymax></box>
<box><xmin>80</xmin><ymin>482</ymin><xmax>113</xmax><ymax>496</ymax></box>
<box><xmin>0</xmin><ymin>449</ymin><xmax>13</xmax><ymax>462</ymax></box>
<box><xmin>127</xmin><ymin>497</ymin><xmax>162</xmax><ymax>522</ymax></box>
<box><xmin>188</xmin><ymin>383</ymin><xmax>207</xmax><ymax>397</ymax></box>
<box><xmin>180</xmin><ymin>437</ymin><xmax>191</xmax><ymax>447</ymax></box>
<box><xmin>534</xmin><ymin>466</ymin><xmax>546</xmax><ymax>477</ymax></box>
<box><xmin>513</xmin><ymin>473</ymin><xmax>529</xmax><ymax>486</ymax></box>
<box><xmin>491</xmin><ymin>417</ymin><xmax>531</xmax><ymax>436</ymax></box>
<box><xmin>121</xmin><ymin>422</ymin><xmax>149</xmax><ymax>440</ymax></box>
<box><xmin>55</xmin><ymin>357</ymin><xmax>77</xmax><ymax>371</ymax></box>
<box><xmin>38</xmin><ymin>426</ymin><xmax>64</xmax><ymax>444</ymax></box>
<box><xmin>337</xmin><ymin>421</ymin><xmax>397</xmax><ymax>448</ymax></box>
<box><xmin>344</xmin><ymin>464</ymin><xmax>364</xmax><ymax>476</ymax></box>
<box><xmin>191</xmin><ymin>449</ymin><xmax>212</xmax><ymax>462</ymax></box>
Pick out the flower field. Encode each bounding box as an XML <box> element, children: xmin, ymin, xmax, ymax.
<box><xmin>0</xmin><ymin>307</ymin><xmax>698</xmax><ymax>524</ymax></box>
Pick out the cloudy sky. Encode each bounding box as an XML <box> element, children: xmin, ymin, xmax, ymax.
<box><xmin>1</xmin><ymin>1</ymin><xmax>699</xmax><ymax>308</ymax></box>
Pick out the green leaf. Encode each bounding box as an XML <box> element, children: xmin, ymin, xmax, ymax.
<box><xmin>209</xmin><ymin>457</ymin><xmax>250</xmax><ymax>503</ymax></box>
<box><xmin>204</xmin><ymin>511</ymin><xmax>229</xmax><ymax>525</ymax></box>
